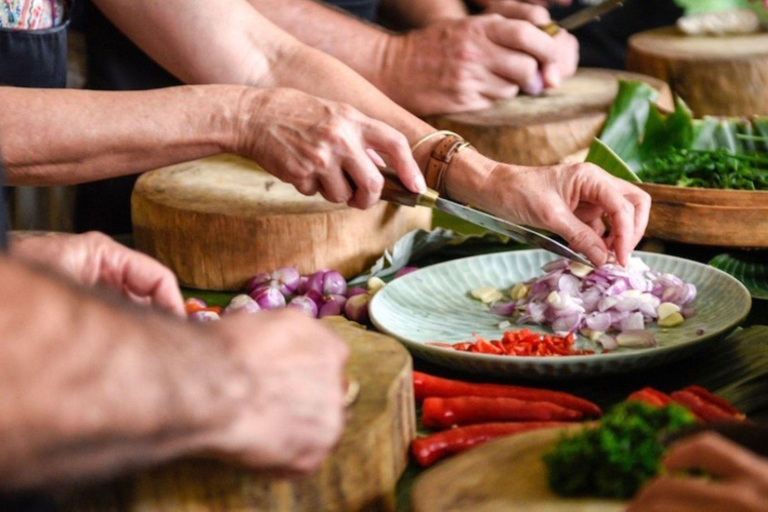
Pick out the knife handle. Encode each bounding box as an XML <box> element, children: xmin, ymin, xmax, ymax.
<box><xmin>538</xmin><ymin>22</ymin><xmax>561</xmax><ymax>36</ymax></box>
<box><xmin>380</xmin><ymin>168</ymin><xmax>439</xmax><ymax>208</ymax></box>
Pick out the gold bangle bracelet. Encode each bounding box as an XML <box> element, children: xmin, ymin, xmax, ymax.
<box><xmin>410</xmin><ymin>130</ymin><xmax>464</xmax><ymax>154</ymax></box>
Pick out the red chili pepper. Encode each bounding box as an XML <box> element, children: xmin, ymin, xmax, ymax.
<box><xmin>412</xmin><ymin>372</ymin><xmax>602</xmax><ymax>417</ymax></box>
<box><xmin>185</xmin><ymin>302</ymin><xmax>206</xmax><ymax>314</ymax></box>
<box><xmin>411</xmin><ymin>422</ymin><xmax>571</xmax><ymax>467</ymax></box>
<box><xmin>681</xmin><ymin>385</ymin><xmax>745</xmax><ymax>420</ymax></box>
<box><xmin>627</xmin><ymin>387</ymin><xmax>674</xmax><ymax>408</ymax></box>
<box><xmin>421</xmin><ymin>396</ymin><xmax>583</xmax><ymax>429</ymax></box>
<box><xmin>671</xmin><ymin>390</ymin><xmax>740</xmax><ymax>424</ymax></box>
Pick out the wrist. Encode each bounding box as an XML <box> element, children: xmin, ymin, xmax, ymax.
<box><xmin>443</xmin><ymin>150</ymin><xmax>498</xmax><ymax>205</ymax></box>
<box><xmin>208</xmin><ymin>85</ymin><xmax>265</xmax><ymax>156</ymax></box>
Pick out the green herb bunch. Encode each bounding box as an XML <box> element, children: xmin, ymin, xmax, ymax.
<box><xmin>543</xmin><ymin>401</ymin><xmax>697</xmax><ymax>500</ymax></box>
<box><xmin>642</xmin><ymin>148</ymin><xmax>768</xmax><ymax>190</ymax></box>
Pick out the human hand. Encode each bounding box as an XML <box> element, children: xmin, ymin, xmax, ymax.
<box><xmin>475</xmin><ymin>2</ymin><xmax>579</xmax><ymax>88</ymax></box>
<box><xmin>235</xmin><ymin>88</ymin><xmax>425</xmax><ymax>209</ymax></box>
<box><xmin>207</xmin><ymin>310</ymin><xmax>349</xmax><ymax>475</ymax></box>
<box><xmin>384</xmin><ymin>14</ymin><xmax>562</xmax><ymax>116</ymax></box>
<box><xmin>449</xmin><ymin>157</ymin><xmax>650</xmax><ymax>266</ymax></box>
<box><xmin>627</xmin><ymin>432</ymin><xmax>768</xmax><ymax>512</ymax></box>
<box><xmin>10</xmin><ymin>231</ymin><xmax>184</xmax><ymax>315</ymax></box>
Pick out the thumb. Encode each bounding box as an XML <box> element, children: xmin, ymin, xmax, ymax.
<box><xmin>543</xmin><ymin>204</ymin><xmax>609</xmax><ymax>266</ymax></box>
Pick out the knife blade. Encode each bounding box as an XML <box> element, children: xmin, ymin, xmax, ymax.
<box><xmin>379</xmin><ymin>170</ymin><xmax>593</xmax><ymax>267</ymax></box>
<box><xmin>540</xmin><ymin>0</ymin><xmax>625</xmax><ymax>35</ymax></box>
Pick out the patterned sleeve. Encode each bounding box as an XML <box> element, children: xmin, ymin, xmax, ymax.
<box><xmin>0</xmin><ymin>0</ymin><xmax>67</xmax><ymax>30</ymax></box>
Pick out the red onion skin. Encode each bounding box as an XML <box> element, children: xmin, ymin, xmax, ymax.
<box><xmin>247</xmin><ymin>272</ymin><xmax>272</xmax><ymax>294</ymax></box>
<box><xmin>347</xmin><ymin>287</ymin><xmax>368</xmax><ymax>298</ymax></box>
<box><xmin>190</xmin><ymin>311</ymin><xmax>221</xmax><ymax>322</ymax></box>
<box><xmin>318</xmin><ymin>295</ymin><xmax>347</xmax><ymax>318</ymax></box>
<box><xmin>252</xmin><ymin>287</ymin><xmax>286</xmax><ymax>310</ymax></box>
<box><xmin>395</xmin><ymin>267</ymin><xmax>419</xmax><ymax>279</ymax></box>
<box><xmin>288</xmin><ymin>296</ymin><xmax>319</xmax><ymax>317</ymax></box>
<box><xmin>345</xmin><ymin>294</ymin><xmax>371</xmax><ymax>323</ymax></box>
<box><xmin>272</xmin><ymin>266</ymin><xmax>301</xmax><ymax>295</ymax></box>
<box><xmin>322</xmin><ymin>271</ymin><xmax>347</xmax><ymax>296</ymax></box>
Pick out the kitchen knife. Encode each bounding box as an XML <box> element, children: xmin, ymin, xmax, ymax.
<box><xmin>539</xmin><ymin>0</ymin><xmax>625</xmax><ymax>36</ymax></box>
<box><xmin>380</xmin><ymin>171</ymin><xmax>594</xmax><ymax>267</ymax></box>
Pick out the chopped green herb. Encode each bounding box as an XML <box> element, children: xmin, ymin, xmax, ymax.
<box><xmin>642</xmin><ymin>148</ymin><xmax>768</xmax><ymax>190</ymax></box>
<box><xmin>543</xmin><ymin>401</ymin><xmax>696</xmax><ymax>500</ymax></box>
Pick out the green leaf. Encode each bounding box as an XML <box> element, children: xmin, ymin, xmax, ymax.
<box><xmin>710</xmin><ymin>252</ymin><xmax>768</xmax><ymax>300</ymax></box>
<box><xmin>639</xmin><ymin>97</ymin><xmax>694</xmax><ymax>161</ymax></box>
<box><xmin>586</xmin><ymin>138</ymin><xmax>642</xmax><ymax>183</ymax></box>
<box><xmin>181</xmin><ymin>289</ymin><xmax>235</xmax><ymax>307</ymax></box>
<box><xmin>599</xmin><ymin>81</ymin><xmax>659</xmax><ymax>170</ymax></box>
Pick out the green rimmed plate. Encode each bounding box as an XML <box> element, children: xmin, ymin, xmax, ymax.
<box><xmin>369</xmin><ymin>250</ymin><xmax>751</xmax><ymax>379</ymax></box>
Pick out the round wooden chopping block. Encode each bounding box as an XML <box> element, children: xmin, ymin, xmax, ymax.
<box><xmin>627</xmin><ymin>27</ymin><xmax>768</xmax><ymax>116</ymax></box>
<box><xmin>132</xmin><ymin>154</ymin><xmax>432</xmax><ymax>291</ymax></box>
<box><xmin>412</xmin><ymin>426</ymin><xmax>624</xmax><ymax>512</ymax></box>
<box><xmin>424</xmin><ymin>68</ymin><xmax>672</xmax><ymax>166</ymax></box>
<box><xmin>63</xmin><ymin>318</ymin><xmax>415</xmax><ymax>512</ymax></box>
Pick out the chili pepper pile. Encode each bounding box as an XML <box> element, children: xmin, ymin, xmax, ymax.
<box><xmin>628</xmin><ymin>385</ymin><xmax>746</xmax><ymax>423</ymax></box>
<box><xmin>427</xmin><ymin>329</ymin><xmax>594</xmax><ymax>357</ymax></box>
<box><xmin>410</xmin><ymin>372</ymin><xmax>601</xmax><ymax>467</ymax></box>
<box><xmin>410</xmin><ymin>372</ymin><xmax>745</xmax><ymax>468</ymax></box>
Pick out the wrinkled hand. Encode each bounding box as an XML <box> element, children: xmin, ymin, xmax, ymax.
<box><xmin>472</xmin><ymin>162</ymin><xmax>650</xmax><ymax>266</ymax></box>
<box><xmin>208</xmin><ymin>310</ymin><xmax>348</xmax><ymax>475</ymax></box>
<box><xmin>236</xmin><ymin>88</ymin><xmax>424</xmax><ymax>208</ymax></box>
<box><xmin>10</xmin><ymin>231</ymin><xmax>184</xmax><ymax>315</ymax></box>
<box><xmin>386</xmin><ymin>14</ymin><xmax>567</xmax><ymax>116</ymax></box>
<box><xmin>627</xmin><ymin>432</ymin><xmax>768</xmax><ymax>512</ymax></box>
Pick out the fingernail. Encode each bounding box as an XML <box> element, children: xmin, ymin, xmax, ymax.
<box><xmin>521</xmin><ymin>72</ymin><xmax>544</xmax><ymax>96</ymax></box>
<box><xmin>585</xmin><ymin>246</ymin><xmax>606</xmax><ymax>266</ymax></box>
<box><xmin>415</xmin><ymin>172</ymin><xmax>427</xmax><ymax>192</ymax></box>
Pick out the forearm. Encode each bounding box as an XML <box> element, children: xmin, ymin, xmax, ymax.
<box><xmin>379</xmin><ymin>0</ymin><xmax>468</xmax><ymax>27</ymax></box>
<box><xmin>0</xmin><ymin>85</ymin><xmax>238</xmax><ymax>186</ymax></box>
<box><xmin>0</xmin><ymin>257</ymin><xmax>237</xmax><ymax>490</ymax></box>
<box><xmin>94</xmin><ymin>0</ymin><xmax>434</xmax><ymax>159</ymax></box>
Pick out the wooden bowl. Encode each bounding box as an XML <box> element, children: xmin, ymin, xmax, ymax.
<box><xmin>639</xmin><ymin>183</ymin><xmax>768</xmax><ymax>248</ymax></box>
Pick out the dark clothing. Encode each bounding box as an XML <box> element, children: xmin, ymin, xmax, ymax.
<box><xmin>551</xmin><ymin>0</ymin><xmax>683</xmax><ymax>70</ymax></box>
<box><xmin>72</xmin><ymin>0</ymin><xmax>380</xmax><ymax>234</ymax></box>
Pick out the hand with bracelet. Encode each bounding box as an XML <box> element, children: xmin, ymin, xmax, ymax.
<box><xmin>413</xmin><ymin>132</ymin><xmax>650</xmax><ymax>267</ymax></box>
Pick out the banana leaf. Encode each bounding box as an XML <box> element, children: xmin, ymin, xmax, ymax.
<box><xmin>710</xmin><ymin>252</ymin><xmax>768</xmax><ymax>299</ymax></box>
<box><xmin>587</xmin><ymin>80</ymin><xmax>768</xmax><ymax>182</ymax></box>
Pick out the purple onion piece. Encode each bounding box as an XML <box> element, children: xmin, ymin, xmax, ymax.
<box><xmin>297</xmin><ymin>276</ymin><xmax>310</xmax><ymax>294</ymax></box>
<box><xmin>304</xmin><ymin>289</ymin><xmax>323</xmax><ymax>308</ymax></box>
<box><xmin>491</xmin><ymin>301</ymin><xmax>518</xmax><ymax>317</ymax></box>
<box><xmin>252</xmin><ymin>287</ymin><xmax>286</xmax><ymax>310</ymax></box>
<box><xmin>395</xmin><ymin>267</ymin><xmax>419</xmax><ymax>279</ymax></box>
<box><xmin>288</xmin><ymin>295</ymin><xmax>319</xmax><ymax>317</ymax></box>
<box><xmin>272</xmin><ymin>266</ymin><xmax>301</xmax><ymax>295</ymax></box>
<box><xmin>322</xmin><ymin>270</ymin><xmax>347</xmax><ymax>296</ymax></box>
<box><xmin>247</xmin><ymin>272</ymin><xmax>272</xmax><ymax>294</ymax></box>
<box><xmin>190</xmin><ymin>311</ymin><xmax>221</xmax><ymax>322</ymax></box>
<box><xmin>304</xmin><ymin>271</ymin><xmax>327</xmax><ymax>295</ymax></box>
<box><xmin>224</xmin><ymin>294</ymin><xmax>261</xmax><ymax>316</ymax></box>
<box><xmin>347</xmin><ymin>287</ymin><xmax>368</xmax><ymax>298</ymax></box>
<box><xmin>681</xmin><ymin>307</ymin><xmax>696</xmax><ymax>319</ymax></box>
<box><xmin>345</xmin><ymin>293</ymin><xmax>370</xmax><ymax>323</ymax></box>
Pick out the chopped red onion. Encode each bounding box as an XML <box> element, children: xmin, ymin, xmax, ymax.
<box><xmin>190</xmin><ymin>311</ymin><xmax>221</xmax><ymax>322</ymax></box>
<box><xmin>496</xmin><ymin>257</ymin><xmax>696</xmax><ymax>347</ymax></box>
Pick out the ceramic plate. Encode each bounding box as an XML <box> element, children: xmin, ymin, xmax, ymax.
<box><xmin>369</xmin><ymin>250</ymin><xmax>751</xmax><ymax>379</ymax></box>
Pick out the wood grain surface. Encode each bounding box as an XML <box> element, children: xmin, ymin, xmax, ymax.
<box><xmin>132</xmin><ymin>154</ymin><xmax>432</xmax><ymax>291</ymax></box>
<box><xmin>63</xmin><ymin>318</ymin><xmax>415</xmax><ymax>512</ymax></box>
<box><xmin>627</xmin><ymin>27</ymin><xmax>768</xmax><ymax>116</ymax></box>
<box><xmin>425</xmin><ymin>68</ymin><xmax>672</xmax><ymax>166</ymax></box>
<box><xmin>412</xmin><ymin>426</ymin><xmax>624</xmax><ymax>512</ymax></box>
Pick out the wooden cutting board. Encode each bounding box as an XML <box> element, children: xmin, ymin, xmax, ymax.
<box><xmin>63</xmin><ymin>318</ymin><xmax>415</xmax><ymax>512</ymax></box>
<box><xmin>425</xmin><ymin>68</ymin><xmax>672</xmax><ymax>166</ymax></box>
<box><xmin>627</xmin><ymin>27</ymin><xmax>768</xmax><ymax>116</ymax></box>
<box><xmin>412</xmin><ymin>426</ymin><xmax>625</xmax><ymax>512</ymax></box>
<box><xmin>132</xmin><ymin>154</ymin><xmax>432</xmax><ymax>291</ymax></box>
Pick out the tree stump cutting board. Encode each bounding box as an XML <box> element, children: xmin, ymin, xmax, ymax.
<box><xmin>424</xmin><ymin>69</ymin><xmax>672</xmax><ymax>166</ymax></box>
<box><xmin>63</xmin><ymin>318</ymin><xmax>415</xmax><ymax>512</ymax></box>
<box><xmin>132</xmin><ymin>155</ymin><xmax>432</xmax><ymax>291</ymax></box>
<box><xmin>412</xmin><ymin>426</ymin><xmax>624</xmax><ymax>512</ymax></box>
<box><xmin>627</xmin><ymin>27</ymin><xmax>768</xmax><ymax>116</ymax></box>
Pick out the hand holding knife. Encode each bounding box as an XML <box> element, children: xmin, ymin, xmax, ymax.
<box><xmin>539</xmin><ymin>0</ymin><xmax>625</xmax><ymax>35</ymax></box>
